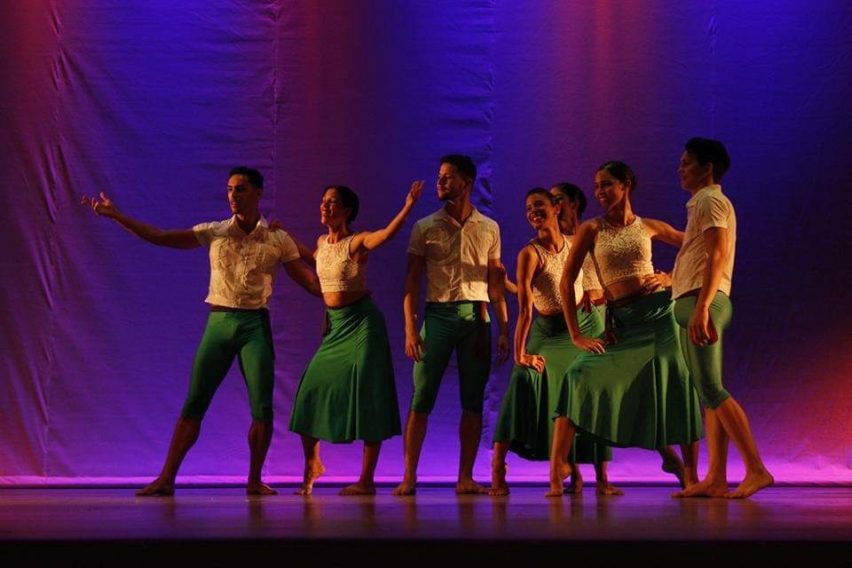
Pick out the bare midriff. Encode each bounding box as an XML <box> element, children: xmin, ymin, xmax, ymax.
<box><xmin>604</xmin><ymin>273</ymin><xmax>658</xmax><ymax>302</ymax></box>
<box><xmin>323</xmin><ymin>289</ymin><xmax>371</xmax><ymax>309</ymax></box>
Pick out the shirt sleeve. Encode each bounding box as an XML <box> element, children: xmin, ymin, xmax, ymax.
<box><xmin>407</xmin><ymin>221</ymin><xmax>425</xmax><ymax>256</ymax></box>
<box><xmin>276</xmin><ymin>231</ymin><xmax>301</xmax><ymax>263</ymax></box>
<box><xmin>192</xmin><ymin>222</ymin><xmax>214</xmax><ymax>247</ymax></box>
<box><xmin>487</xmin><ymin>223</ymin><xmax>501</xmax><ymax>260</ymax></box>
<box><xmin>696</xmin><ymin>194</ymin><xmax>730</xmax><ymax>232</ymax></box>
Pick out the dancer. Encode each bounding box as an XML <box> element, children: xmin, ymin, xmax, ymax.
<box><xmin>548</xmin><ymin>183</ymin><xmax>620</xmax><ymax>495</ymax></box>
<box><xmin>671</xmin><ymin>137</ymin><xmax>773</xmax><ymax>499</ymax></box>
<box><xmin>289</xmin><ymin>181</ymin><xmax>424</xmax><ymax>496</ymax></box>
<box><xmin>81</xmin><ymin>167</ymin><xmax>320</xmax><ymax>496</ymax></box>
<box><xmin>394</xmin><ymin>154</ymin><xmax>509</xmax><ymax>496</ymax></box>
<box><xmin>490</xmin><ymin>188</ymin><xmax>618</xmax><ymax>496</ymax></box>
<box><xmin>548</xmin><ymin>161</ymin><xmax>703</xmax><ymax>497</ymax></box>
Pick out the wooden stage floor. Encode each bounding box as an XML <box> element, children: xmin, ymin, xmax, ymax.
<box><xmin>1</xmin><ymin>486</ymin><xmax>849</xmax><ymax>566</ymax></box>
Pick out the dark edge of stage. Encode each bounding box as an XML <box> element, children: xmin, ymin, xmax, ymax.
<box><xmin>1</xmin><ymin>539</ymin><xmax>848</xmax><ymax>567</ymax></box>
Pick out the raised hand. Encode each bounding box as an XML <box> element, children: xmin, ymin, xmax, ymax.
<box><xmin>81</xmin><ymin>192</ymin><xmax>120</xmax><ymax>218</ymax></box>
<box><xmin>406</xmin><ymin>180</ymin><xmax>424</xmax><ymax>208</ymax></box>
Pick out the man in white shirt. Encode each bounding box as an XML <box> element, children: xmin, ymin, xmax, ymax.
<box><xmin>83</xmin><ymin>167</ymin><xmax>319</xmax><ymax>496</ymax></box>
<box><xmin>393</xmin><ymin>155</ymin><xmax>509</xmax><ymax>495</ymax></box>
<box><xmin>670</xmin><ymin>138</ymin><xmax>774</xmax><ymax>499</ymax></box>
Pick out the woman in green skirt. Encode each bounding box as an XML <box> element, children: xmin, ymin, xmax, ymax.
<box><xmin>548</xmin><ymin>161</ymin><xmax>703</xmax><ymax>497</ymax></box>
<box><xmin>490</xmin><ymin>188</ymin><xmax>615</xmax><ymax>496</ymax></box>
<box><xmin>289</xmin><ymin>180</ymin><xmax>423</xmax><ymax>495</ymax></box>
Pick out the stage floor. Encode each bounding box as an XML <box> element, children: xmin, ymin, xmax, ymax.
<box><xmin>1</xmin><ymin>486</ymin><xmax>849</xmax><ymax>565</ymax></box>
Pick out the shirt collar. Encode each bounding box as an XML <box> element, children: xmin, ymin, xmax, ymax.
<box><xmin>436</xmin><ymin>206</ymin><xmax>483</xmax><ymax>226</ymax></box>
<box><xmin>686</xmin><ymin>184</ymin><xmax>722</xmax><ymax>206</ymax></box>
<box><xmin>227</xmin><ymin>215</ymin><xmax>269</xmax><ymax>236</ymax></box>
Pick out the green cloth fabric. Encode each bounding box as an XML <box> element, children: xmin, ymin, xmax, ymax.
<box><xmin>674</xmin><ymin>291</ymin><xmax>733</xmax><ymax>409</ymax></box>
<box><xmin>410</xmin><ymin>302</ymin><xmax>491</xmax><ymax>414</ymax></box>
<box><xmin>557</xmin><ymin>291</ymin><xmax>704</xmax><ymax>449</ymax></box>
<box><xmin>183</xmin><ymin>309</ymin><xmax>274</xmax><ymax>421</ymax></box>
<box><xmin>493</xmin><ymin>307</ymin><xmax>612</xmax><ymax>463</ymax></box>
<box><xmin>289</xmin><ymin>297</ymin><xmax>401</xmax><ymax>443</ymax></box>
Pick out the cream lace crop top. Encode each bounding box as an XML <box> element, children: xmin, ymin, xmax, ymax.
<box><xmin>592</xmin><ymin>217</ymin><xmax>654</xmax><ymax>288</ymax></box>
<box><xmin>316</xmin><ymin>235</ymin><xmax>367</xmax><ymax>293</ymax></box>
<box><xmin>530</xmin><ymin>236</ymin><xmax>584</xmax><ymax>314</ymax></box>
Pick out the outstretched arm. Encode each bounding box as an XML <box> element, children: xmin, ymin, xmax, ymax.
<box><xmin>81</xmin><ymin>192</ymin><xmax>199</xmax><ymax>249</ymax></box>
<box><xmin>353</xmin><ymin>181</ymin><xmax>424</xmax><ymax>252</ymax></box>
<box><xmin>488</xmin><ymin>258</ymin><xmax>510</xmax><ymax>364</ymax></box>
<box><xmin>643</xmin><ymin>217</ymin><xmax>684</xmax><ymax>248</ymax></box>
<box><xmin>513</xmin><ymin>247</ymin><xmax>544</xmax><ymax>372</ymax></box>
<box><xmin>283</xmin><ymin>259</ymin><xmax>322</xmax><ymax>297</ymax></box>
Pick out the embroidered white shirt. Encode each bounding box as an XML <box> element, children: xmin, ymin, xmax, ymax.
<box><xmin>193</xmin><ymin>216</ymin><xmax>300</xmax><ymax>309</ymax></box>
<box><xmin>407</xmin><ymin>208</ymin><xmax>501</xmax><ymax>303</ymax></box>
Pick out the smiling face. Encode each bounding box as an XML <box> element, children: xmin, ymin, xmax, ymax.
<box><xmin>593</xmin><ymin>169</ymin><xmax>629</xmax><ymax>211</ymax></box>
<box><xmin>677</xmin><ymin>150</ymin><xmax>713</xmax><ymax>192</ymax></box>
<box><xmin>319</xmin><ymin>187</ymin><xmax>350</xmax><ymax>227</ymax></box>
<box><xmin>525</xmin><ymin>192</ymin><xmax>558</xmax><ymax>231</ymax></box>
<box><xmin>227</xmin><ymin>174</ymin><xmax>261</xmax><ymax>217</ymax></box>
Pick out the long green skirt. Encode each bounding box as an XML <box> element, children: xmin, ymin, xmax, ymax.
<box><xmin>288</xmin><ymin>297</ymin><xmax>401</xmax><ymax>443</ymax></box>
<box><xmin>556</xmin><ymin>291</ymin><xmax>703</xmax><ymax>449</ymax></box>
<box><xmin>493</xmin><ymin>308</ymin><xmax>612</xmax><ymax>463</ymax></box>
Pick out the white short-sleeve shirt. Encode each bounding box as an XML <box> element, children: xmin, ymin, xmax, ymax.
<box><xmin>672</xmin><ymin>185</ymin><xmax>737</xmax><ymax>299</ymax></box>
<box><xmin>407</xmin><ymin>208</ymin><xmax>501</xmax><ymax>303</ymax></box>
<box><xmin>193</xmin><ymin>216</ymin><xmax>300</xmax><ymax>309</ymax></box>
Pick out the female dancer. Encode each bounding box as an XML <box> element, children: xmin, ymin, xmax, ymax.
<box><xmin>549</xmin><ymin>183</ymin><xmax>619</xmax><ymax>495</ymax></box>
<box><xmin>548</xmin><ymin>162</ymin><xmax>702</xmax><ymax>497</ymax></box>
<box><xmin>289</xmin><ymin>181</ymin><xmax>423</xmax><ymax>495</ymax></box>
<box><xmin>491</xmin><ymin>188</ymin><xmax>617</xmax><ymax>495</ymax></box>
<box><xmin>552</xmin><ymin>183</ymin><xmax>688</xmax><ymax>491</ymax></box>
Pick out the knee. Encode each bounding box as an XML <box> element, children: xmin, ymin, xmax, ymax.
<box><xmin>703</xmin><ymin>388</ymin><xmax>731</xmax><ymax>410</ymax></box>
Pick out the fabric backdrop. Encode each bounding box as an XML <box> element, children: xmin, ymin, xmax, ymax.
<box><xmin>1</xmin><ymin>0</ymin><xmax>849</xmax><ymax>485</ymax></box>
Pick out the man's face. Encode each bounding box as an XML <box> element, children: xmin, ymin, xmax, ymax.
<box><xmin>227</xmin><ymin>174</ymin><xmax>261</xmax><ymax>216</ymax></box>
<box><xmin>677</xmin><ymin>150</ymin><xmax>712</xmax><ymax>192</ymax></box>
<box><xmin>436</xmin><ymin>163</ymin><xmax>470</xmax><ymax>202</ymax></box>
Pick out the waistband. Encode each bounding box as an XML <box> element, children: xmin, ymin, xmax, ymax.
<box><xmin>209</xmin><ymin>305</ymin><xmax>268</xmax><ymax>313</ymax></box>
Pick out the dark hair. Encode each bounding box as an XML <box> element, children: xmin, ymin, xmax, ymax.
<box><xmin>323</xmin><ymin>185</ymin><xmax>360</xmax><ymax>224</ymax></box>
<box><xmin>550</xmin><ymin>182</ymin><xmax>587</xmax><ymax>218</ymax></box>
<box><xmin>525</xmin><ymin>187</ymin><xmax>555</xmax><ymax>203</ymax></box>
<box><xmin>596</xmin><ymin>161</ymin><xmax>637</xmax><ymax>192</ymax></box>
<box><xmin>684</xmin><ymin>137</ymin><xmax>731</xmax><ymax>183</ymax></box>
<box><xmin>228</xmin><ymin>166</ymin><xmax>264</xmax><ymax>190</ymax></box>
<box><xmin>439</xmin><ymin>154</ymin><xmax>477</xmax><ymax>182</ymax></box>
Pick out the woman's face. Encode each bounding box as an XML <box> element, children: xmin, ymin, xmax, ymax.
<box><xmin>593</xmin><ymin>170</ymin><xmax>628</xmax><ymax>211</ymax></box>
<box><xmin>525</xmin><ymin>193</ymin><xmax>557</xmax><ymax>230</ymax></box>
<box><xmin>550</xmin><ymin>187</ymin><xmax>578</xmax><ymax>220</ymax></box>
<box><xmin>320</xmin><ymin>188</ymin><xmax>349</xmax><ymax>226</ymax></box>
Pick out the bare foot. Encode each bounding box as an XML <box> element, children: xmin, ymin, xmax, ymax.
<box><xmin>295</xmin><ymin>460</ymin><xmax>325</xmax><ymax>495</ymax></box>
<box><xmin>545</xmin><ymin>462</ymin><xmax>571</xmax><ymax>497</ymax></box>
<box><xmin>661</xmin><ymin>456</ymin><xmax>686</xmax><ymax>489</ymax></box>
<box><xmin>489</xmin><ymin>460</ymin><xmax>509</xmax><ymax>496</ymax></box>
<box><xmin>135</xmin><ymin>478</ymin><xmax>175</xmax><ymax>496</ymax></box>
<box><xmin>456</xmin><ymin>479</ymin><xmax>488</xmax><ymax>495</ymax></box>
<box><xmin>392</xmin><ymin>478</ymin><xmax>416</xmax><ymax>496</ymax></box>
<box><xmin>672</xmin><ymin>477</ymin><xmax>729</xmax><ymax>498</ymax></box>
<box><xmin>247</xmin><ymin>482</ymin><xmax>278</xmax><ymax>496</ymax></box>
<box><xmin>567</xmin><ymin>468</ymin><xmax>583</xmax><ymax>495</ymax></box>
<box><xmin>596</xmin><ymin>481</ymin><xmax>624</xmax><ymax>496</ymax></box>
<box><xmin>727</xmin><ymin>470</ymin><xmax>774</xmax><ymax>499</ymax></box>
<box><xmin>339</xmin><ymin>482</ymin><xmax>376</xmax><ymax>496</ymax></box>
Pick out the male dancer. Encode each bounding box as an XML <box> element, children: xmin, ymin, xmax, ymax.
<box><xmin>671</xmin><ymin>138</ymin><xmax>774</xmax><ymax>498</ymax></box>
<box><xmin>394</xmin><ymin>154</ymin><xmax>509</xmax><ymax>495</ymax></box>
<box><xmin>82</xmin><ymin>166</ymin><xmax>319</xmax><ymax>496</ymax></box>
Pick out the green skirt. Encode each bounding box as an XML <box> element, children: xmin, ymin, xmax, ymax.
<box><xmin>493</xmin><ymin>308</ymin><xmax>612</xmax><ymax>463</ymax></box>
<box><xmin>288</xmin><ymin>297</ymin><xmax>401</xmax><ymax>443</ymax></box>
<box><xmin>556</xmin><ymin>291</ymin><xmax>703</xmax><ymax>449</ymax></box>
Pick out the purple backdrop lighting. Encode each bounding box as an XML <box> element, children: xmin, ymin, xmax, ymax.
<box><xmin>0</xmin><ymin>1</ymin><xmax>850</xmax><ymax>486</ymax></box>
